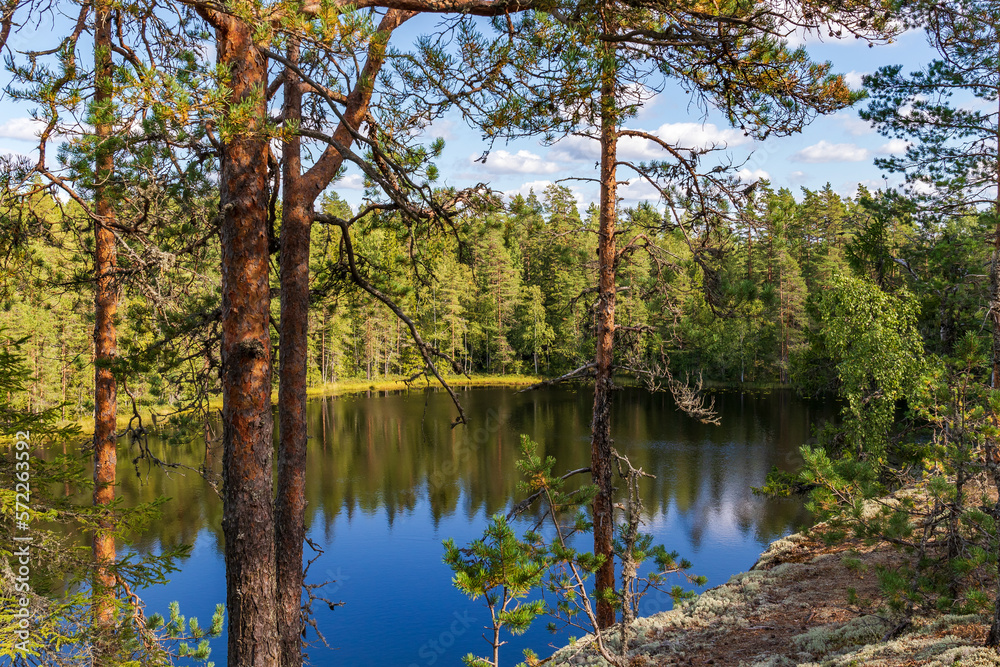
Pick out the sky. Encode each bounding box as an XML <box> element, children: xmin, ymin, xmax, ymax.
<box><xmin>343</xmin><ymin>22</ymin><xmax>938</xmax><ymax>212</ymax></box>
<box><xmin>0</xmin><ymin>16</ymin><xmax>939</xmax><ymax>213</ymax></box>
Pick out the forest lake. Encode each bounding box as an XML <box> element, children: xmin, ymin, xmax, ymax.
<box><xmin>66</xmin><ymin>385</ymin><xmax>837</xmax><ymax>666</ymax></box>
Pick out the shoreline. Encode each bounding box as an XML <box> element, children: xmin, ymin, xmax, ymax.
<box><xmin>305</xmin><ymin>373</ymin><xmax>542</xmax><ymax>398</ymax></box>
<box><xmin>67</xmin><ymin>373</ymin><xmax>544</xmax><ymax>435</ymax></box>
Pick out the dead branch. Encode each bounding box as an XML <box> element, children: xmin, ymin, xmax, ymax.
<box><xmin>517</xmin><ymin>362</ymin><xmax>597</xmax><ymax>393</ymax></box>
<box><xmin>314</xmin><ymin>210</ymin><xmax>469</xmax><ymax>426</ymax></box>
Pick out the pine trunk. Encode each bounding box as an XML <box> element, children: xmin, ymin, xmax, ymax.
<box><xmin>92</xmin><ymin>5</ymin><xmax>118</xmax><ymax>662</ymax></box>
<box><xmin>271</xmin><ymin>16</ymin><xmax>412</xmax><ymax>660</ymax></box>
<box><xmin>207</xmin><ymin>12</ymin><xmax>280</xmax><ymax>666</ymax></box>
<box><xmin>275</xmin><ymin>38</ymin><xmax>309</xmax><ymax>667</ymax></box>
<box><xmin>592</xmin><ymin>55</ymin><xmax>618</xmax><ymax>630</ymax></box>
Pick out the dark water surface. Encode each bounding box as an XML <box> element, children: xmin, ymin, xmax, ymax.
<box><xmin>114</xmin><ymin>386</ymin><xmax>835</xmax><ymax>666</ymax></box>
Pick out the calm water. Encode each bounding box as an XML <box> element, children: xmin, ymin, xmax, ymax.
<box><xmin>105</xmin><ymin>386</ymin><xmax>834</xmax><ymax>666</ymax></box>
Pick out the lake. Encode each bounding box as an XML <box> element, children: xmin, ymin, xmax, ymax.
<box><xmin>108</xmin><ymin>385</ymin><xmax>835</xmax><ymax>666</ymax></box>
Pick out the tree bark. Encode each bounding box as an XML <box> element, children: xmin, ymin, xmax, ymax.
<box><xmin>992</xmin><ymin>91</ymin><xmax>1000</xmax><ymax>388</ymax></box>
<box><xmin>591</xmin><ymin>49</ymin><xmax>618</xmax><ymax>630</ymax></box>
<box><xmin>276</xmin><ymin>37</ymin><xmax>310</xmax><ymax>667</ymax></box>
<box><xmin>92</xmin><ymin>4</ymin><xmax>118</xmax><ymax>662</ymax></box>
<box><xmin>200</xmin><ymin>10</ymin><xmax>280</xmax><ymax>666</ymax></box>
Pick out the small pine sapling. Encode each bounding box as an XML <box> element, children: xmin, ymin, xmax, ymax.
<box><xmin>444</xmin><ymin>513</ymin><xmax>547</xmax><ymax>667</ymax></box>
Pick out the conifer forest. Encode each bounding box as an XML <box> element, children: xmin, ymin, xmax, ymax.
<box><xmin>7</xmin><ymin>0</ymin><xmax>1000</xmax><ymax>665</ymax></box>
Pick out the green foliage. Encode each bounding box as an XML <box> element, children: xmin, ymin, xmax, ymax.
<box><xmin>813</xmin><ymin>275</ymin><xmax>923</xmax><ymax>460</ymax></box>
<box><xmin>6</xmin><ymin>174</ymin><xmax>991</xmax><ymax>415</ymax></box>
<box><xmin>0</xmin><ymin>331</ymin><xmax>222</xmax><ymax>666</ymax></box>
<box><xmin>844</xmin><ymin>190</ymin><xmax>913</xmax><ymax>291</ymax></box>
<box><xmin>786</xmin><ymin>292</ymin><xmax>1000</xmax><ymax>635</ymax></box>
<box><xmin>448</xmin><ymin>435</ymin><xmax>702</xmax><ymax>665</ymax></box>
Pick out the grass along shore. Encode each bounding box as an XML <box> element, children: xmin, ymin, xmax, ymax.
<box><xmin>305</xmin><ymin>373</ymin><xmax>541</xmax><ymax>398</ymax></box>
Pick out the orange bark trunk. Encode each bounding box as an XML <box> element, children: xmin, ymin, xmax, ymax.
<box><xmin>92</xmin><ymin>4</ymin><xmax>118</xmax><ymax>661</ymax></box>
<box><xmin>274</xmin><ymin>14</ymin><xmax>412</xmax><ymax>665</ymax></box>
<box><xmin>276</xmin><ymin>39</ymin><xmax>310</xmax><ymax>667</ymax></box>
<box><xmin>205</xmin><ymin>12</ymin><xmax>280</xmax><ymax>665</ymax></box>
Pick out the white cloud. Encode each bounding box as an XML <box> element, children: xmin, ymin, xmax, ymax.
<box><xmin>835</xmin><ymin>112</ymin><xmax>873</xmax><ymax>137</ymax></box>
<box><xmin>619</xmin><ymin>177</ymin><xmax>662</xmax><ymax>203</ymax></box>
<box><xmin>429</xmin><ymin>119</ymin><xmax>456</xmax><ymax>142</ymax></box>
<box><xmin>550</xmin><ymin>121</ymin><xmax>750</xmax><ymax>165</ymax></box>
<box><xmin>737</xmin><ymin>168</ymin><xmax>770</xmax><ymax>182</ymax></box>
<box><xmin>503</xmin><ymin>179</ymin><xmax>554</xmax><ymax>199</ymax></box>
<box><xmin>843</xmin><ymin>71</ymin><xmax>868</xmax><ymax>90</ymax></box>
<box><xmin>629</xmin><ymin>122</ymin><xmax>751</xmax><ymax>155</ymax></box>
<box><xmin>416</xmin><ymin>118</ymin><xmax>456</xmax><ymax>142</ymax></box>
<box><xmin>0</xmin><ymin>117</ymin><xmax>43</xmax><ymax>142</ymax></box>
<box><xmin>792</xmin><ymin>140</ymin><xmax>869</xmax><ymax>163</ymax></box>
<box><xmin>616</xmin><ymin>135</ymin><xmax>663</xmax><ymax>162</ymax></box>
<box><xmin>334</xmin><ymin>173</ymin><xmax>365</xmax><ymax>190</ymax></box>
<box><xmin>474</xmin><ymin>149</ymin><xmax>561</xmax><ymax>175</ymax></box>
<box><xmin>788</xmin><ymin>170</ymin><xmax>809</xmax><ymax>184</ymax></box>
<box><xmin>878</xmin><ymin>138</ymin><xmax>910</xmax><ymax>154</ymax></box>
<box><xmin>780</xmin><ymin>25</ymin><xmax>815</xmax><ymax>48</ymax></box>
<box><xmin>549</xmin><ymin>136</ymin><xmax>599</xmax><ymax>163</ymax></box>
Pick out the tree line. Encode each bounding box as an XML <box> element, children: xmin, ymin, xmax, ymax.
<box><xmin>8</xmin><ymin>181</ymin><xmax>977</xmax><ymax>417</ymax></box>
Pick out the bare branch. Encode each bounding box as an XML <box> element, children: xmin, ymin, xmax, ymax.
<box><xmin>517</xmin><ymin>362</ymin><xmax>597</xmax><ymax>393</ymax></box>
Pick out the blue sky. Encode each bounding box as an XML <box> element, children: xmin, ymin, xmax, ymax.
<box><xmin>0</xmin><ymin>19</ymin><xmax>938</xmax><ymax>212</ymax></box>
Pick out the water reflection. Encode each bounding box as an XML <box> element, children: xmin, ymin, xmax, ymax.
<box><xmin>304</xmin><ymin>387</ymin><xmax>826</xmax><ymax>544</ymax></box>
<box><xmin>108</xmin><ymin>387</ymin><xmax>834</xmax><ymax>556</ymax></box>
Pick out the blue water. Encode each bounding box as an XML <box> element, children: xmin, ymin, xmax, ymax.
<box><xmin>124</xmin><ymin>387</ymin><xmax>831</xmax><ymax>666</ymax></box>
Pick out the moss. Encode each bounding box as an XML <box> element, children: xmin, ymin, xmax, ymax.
<box><xmin>918</xmin><ymin>613</ymin><xmax>988</xmax><ymax>635</ymax></box>
<box><xmin>792</xmin><ymin>615</ymin><xmax>886</xmax><ymax>657</ymax></box>
<box><xmin>544</xmin><ymin>530</ymin><xmax>994</xmax><ymax>667</ymax></box>
<box><xmin>794</xmin><ymin>629</ymin><xmax>996</xmax><ymax>667</ymax></box>
<box><xmin>747</xmin><ymin>656</ymin><xmax>797</xmax><ymax>667</ymax></box>
<box><xmin>752</xmin><ymin>533</ymin><xmax>809</xmax><ymax>570</ymax></box>
<box><xmin>922</xmin><ymin>645</ymin><xmax>1000</xmax><ymax>666</ymax></box>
